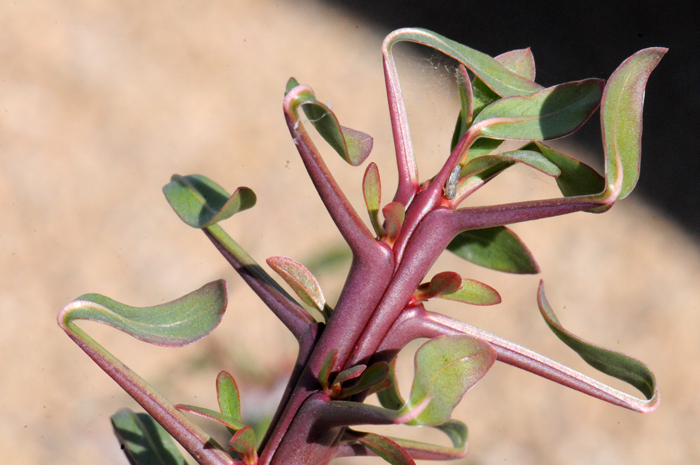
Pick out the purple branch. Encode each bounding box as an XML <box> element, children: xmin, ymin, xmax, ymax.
<box><xmin>204</xmin><ymin>226</ymin><xmax>315</xmax><ymax>341</ymax></box>
<box><xmin>283</xmin><ymin>88</ymin><xmax>379</xmax><ymax>258</ymax></box>
<box><xmin>382</xmin><ymin>32</ymin><xmax>419</xmax><ymax>206</ymax></box>
<box><xmin>409</xmin><ymin>310</ymin><xmax>658</xmax><ymax>413</ymax></box>
<box><xmin>57</xmin><ymin>319</ymin><xmax>234</xmax><ymax>465</ymax></box>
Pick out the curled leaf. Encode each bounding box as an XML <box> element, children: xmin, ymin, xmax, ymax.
<box><xmin>537</xmin><ymin>281</ymin><xmax>657</xmax><ymax>400</ymax></box>
<box><xmin>413</xmin><ymin>271</ymin><xmax>463</xmax><ymax>303</ymax></box>
<box><xmin>450</xmin><ymin>65</ymin><xmax>474</xmax><ymax>152</ymax></box>
<box><xmin>401</xmin><ymin>335</ymin><xmax>496</xmax><ymax>425</ymax></box>
<box><xmin>463</xmin><ymin>149</ymin><xmax>561</xmax><ymax>178</ymax></box>
<box><xmin>447</xmin><ymin>226</ymin><xmax>539</xmax><ymax>274</ymax></box>
<box><xmin>377</xmin><ymin>358</ymin><xmax>405</xmax><ymax>411</ymax></box>
<box><xmin>438</xmin><ymin>279</ymin><xmax>501</xmax><ymax>306</ymax></box>
<box><xmin>363</xmin><ymin>162</ymin><xmax>383</xmax><ymax>236</ymax></box>
<box><xmin>111</xmin><ymin>409</ymin><xmax>188</xmax><ymax>465</ymax></box>
<box><xmin>266</xmin><ymin>256</ymin><xmax>326</xmax><ymax>313</ymax></box>
<box><xmin>473</xmin><ymin>79</ymin><xmax>604</xmax><ymax>140</ymax></box>
<box><xmin>287</xmin><ymin>85</ymin><xmax>373</xmax><ymax>166</ymax></box>
<box><xmin>601</xmin><ymin>48</ymin><xmax>666</xmax><ymax>199</ymax></box>
<box><xmin>163</xmin><ymin>174</ymin><xmax>256</xmax><ymax>229</ymax></box>
<box><xmin>62</xmin><ymin>280</ymin><xmax>227</xmax><ymax>347</ymax></box>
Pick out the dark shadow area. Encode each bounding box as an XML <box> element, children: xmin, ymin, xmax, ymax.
<box><xmin>325</xmin><ymin>0</ymin><xmax>700</xmax><ymax>235</ymax></box>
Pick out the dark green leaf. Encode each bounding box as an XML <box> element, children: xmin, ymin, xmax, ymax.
<box><xmin>473</xmin><ymin>79</ymin><xmax>604</xmax><ymax>140</ymax></box>
<box><xmin>163</xmin><ymin>175</ymin><xmax>256</xmax><ymax>229</ymax></box>
<box><xmin>402</xmin><ymin>335</ymin><xmax>496</xmax><ymax>425</ymax></box>
<box><xmin>377</xmin><ymin>358</ymin><xmax>405</xmax><ymax>411</ymax></box>
<box><xmin>450</xmin><ymin>65</ymin><xmax>473</xmax><ymax>152</ymax></box>
<box><xmin>111</xmin><ymin>409</ymin><xmax>188</xmax><ymax>465</ymax></box>
<box><xmin>537</xmin><ymin>281</ymin><xmax>657</xmax><ymax>399</ymax></box>
<box><xmin>285</xmin><ymin>77</ymin><xmax>300</xmax><ymax>95</ymax></box>
<box><xmin>344</xmin><ymin>430</ymin><xmax>415</xmax><ymax>465</ymax></box>
<box><xmin>434</xmin><ymin>420</ymin><xmax>468</xmax><ymax>449</ymax></box>
<box><xmin>67</xmin><ymin>281</ymin><xmax>227</xmax><ymax>347</ymax></box>
<box><xmin>438</xmin><ymin>279</ymin><xmax>501</xmax><ymax>306</ymax></box>
<box><xmin>601</xmin><ymin>48</ymin><xmax>666</xmax><ymax>199</ymax></box>
<box><xmin>527</xmin><ymin>142</ymin><xmax>605</xmax><ymax>196</ymax></box>
<box><xmin>338</xmin><ymin>362</ymin><xmax>389</xmax><ymax>399</ymax></box>
<box><xmin>447</xmin><ymin>226</ymin><xmax>539</xmax><ymax>274</ymax></box>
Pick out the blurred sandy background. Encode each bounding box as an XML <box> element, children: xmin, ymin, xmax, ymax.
<box><xmin>1</xmin><ymin>1</ymin><xmax>699</xmax><ymax>464</ymax></box>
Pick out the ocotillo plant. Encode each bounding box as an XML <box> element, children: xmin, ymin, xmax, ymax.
<box><xmin>59</xmin><ymin>28</ymin><xmax>665</xmax><ymax>465</ymax></box>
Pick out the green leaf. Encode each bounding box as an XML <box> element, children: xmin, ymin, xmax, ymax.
<box><xmin>377</xmin><ymin>358</ymin><xmax>405</xmax><ymax>411</ymax></box>
<box><xmin>266</xmin><ymin>256</ymin><xmax>326</xmax><ymax>312</ymax></box>
<box><xmin>401</xmin><ymin>335</ymin><xmax>496</xmax><ymax>425</ymax></box>
<box><xmin>363</xmin><ymin>162</ymin><xmax>383</xmax><ymax>236</ymax></box>
<box><xmin>318</xmin><ymin>349</ymin><xmax>338</xmax><ymax>391</ymax></box>
<box><xmin>229</xmin><ymin>426</ymin><xmax>257</xmax><ymax>465</ymax></box>
<box><xmin>382</xmin><ymin>202</ymin><xmax>405</xmax><ymax>243</ymax></box>
<box><xmin>601</xmin><ymin>48</ymin><xmax>666</xmax><ymax>199</ymax></box>
<box><xmin>285</xmin><ymin>76</ymin><xmax>300</xmax><ymax>95</ymax></box>
<box><xmin>495</xmin><ymin>48</ymin><xmax>536</xmax><ymax>81</ymax></box>
<box><xmin>388</xmin><ymin>28</ymin><xmax>542</xmax><ymax>97</ymax></box>
<box><xmin>111</xmin><ymin>409</ymin><xmax>188</xmax><ymax>465</ymax></box>
<box><xmin>537</xmin><ymin>281</ymin><xmax>657</xmax><ymax>399</ymax></box>
<box><xmin>334</xmin><ymin>364</ymin><xmax>367</xmax><ymax>387</ymax></box>
<box><xmin>67</xmin><ymin>280</ymin><xmax>227</xmax><ymax>346</ymax></box>
<box><xmin>447</xmin><ymin>226</ymin><xmax>539</xmax><ymax>274</ymax></box>
<box><xmin>450</xmin><ymin>65</ymin><xmax>473</xmax><ymax>152</ymax></box>
<box><xmin>289</xmin><ymin>86</ymin><xmax>373</xmax><ymax>166</ymax></box>
<box><xmin>338</xmin><ymin>362</ymin><xmax>390</xmax><ymax>399</ymax></box>
<box><xmin>216</xmin><ymin>371</ymin><xmax>242</xmax><ymax>424</ymax></box>
<box><xmin>438</xmin><ymin>279</ymin><xmax>501</xmax><ymax>306</ymax></box>
<box><xmin>529</xmin><ymin>142</ymin><xmax>605</xmax><ymax>197</ymax></box>
<box><xmin>176</xmin><ymin>404</ymin><xmax>245</xmax><ymax>432</ymax></box>
<box><xmin>434</xmin><ymin>420</ymin><xmax>468</xmax><ymax>450</ymax></box>
<box><xmin>344</xmin><ymin>430</ymin><xmax>415</xmax><ymax>465</ymax></box>
<box><xmin>473</xmin><ymin>79</ymin><xmax>604</xmax><ymax>140</ymax></box>
<box><xmin>464</xmin><ymin>149</ymin><xmax>560</xmax><ymax>177</ymax></box>
<box><xmin>163</xmin><ymin>175</ymin><xmax>256</xmax><ymax>229</ymax></box>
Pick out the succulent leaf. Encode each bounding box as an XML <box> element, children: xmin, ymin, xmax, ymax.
<box><xmin>229</xmin><ymin>426</ymin><xmax>258</xmax><ymax>465</ymax></box>
<box><xmin>447</xmin><ymin>226</ymin><xmax>539</xmax><ymax>274</ymax></box>
<box><xmin>64</xmin><ymin>281</ymin><xmax>227</xmax><ymax>347</ymax></box>
<box><xmin>528</xmin><ymin>142</ymin><xmax>605</xmax><ymax>196</ymax></box>
<box><xmin>537</xmin><ymin>281</ymin><xmax>658</xmax><ymax>400</ymax></box>
<box><xmin>217</xmin><ymin>371</ymin><xmax>243</xmax><ymax>425</ymax></box>
<box><xmin>344</xmin><ymin>430</ymin><xmax>415</xmax><ymax>465</ymax></box>
<box><xmin>266</xmin><ymin>256</ymin><xmax>326</xmax><ymax>313</ymax></box>
<box><xmin>111</xmin><ymin>409</ymin><xmax>188</xmax><ymax>465</ymax></box>
<box><xmin>363</xmin><ymin>162</ymin><xmax>383</xmax><ymax>236</ymax></box>
<box><xmin>601</xmin><ymin>48</ymin><xmax>666</xmax><ymax>199</ymax></box>
<box><xmin>163</xmin><ymin>174</ymin><xmax>256</xmax><ymax>229</ymax></box>
<box><xmin>438</xmin><ymin>279</ymin><xmax>502</xmax><ymax>306</ymax></box>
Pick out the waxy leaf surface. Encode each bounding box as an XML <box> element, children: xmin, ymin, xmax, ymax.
<box><xmin>229</xmin><ymin>426</ymin><xmax>257</xmax><ymax>465</ymax></box>
<box><xmin>402</xmin><ymin>336</ymin><xmax>496</xmax><ymax>425</ymax></box>
<box><xmin>388</xmin><ymin>28</ymin><xmax>542</xmax><ymax>97</ymax></box>
<box><xmin>447</xmin><ymin>226</ymin><xmax>539</xmax><ymax>274</ymax></box>
<box><xmin>438</xmin><ymin>279</ymin><xmax>502</xmax><ymax>306</ymax></box>
<box><xmin>163</xmin><ymin>174</ymin><xmax>256</xmax><ymax>229</ymax></box>
<box><xmin>217</xmin><ymin>371</ymin><xmax>243</xmax><ymax>425</ymax></box>
<box><xmin>67</xmin><ymin>280</ymin><xmax>227</xmax><ymax>346</ymax></box>
<box><xmin>473</xmin><ymin>79</ymin><xmax>604</xmax><ymax>140</ymax></box>
<box><xmin>288</xmin><ymin>85</ymin><xmax>373</xmax><ymax>166</ymax></box>
<box><xmin>111</xmin><ymin>409</ymin><xmax>188</xmax><ymax>465</ymax></box>
<box><xmin>267</xmin><ymin>256</ymin><xmax>326</xmax><ymax>312</ymax></box>
<box><xmin>338</xmin><ymin>362</ymin><xmax>389</xmax><ymax>399</ymax></box>
<box><xmin>383</xmin><ymin>202</ymin><xmax>405</xmax><ymax>243</ymax></box>
<box><xmin>463</xmin><ymin>149</ymin><xmax>560</xmax><ymax>177</ymax></box>
<box><xmin>537</xmin><ymin>282</ymin><xmax>657</xmax><ymax>399</ymax></box>
<box><xmin>529</xmin><ymin>142</ymin><xmax>605</xmax><ymax>196</ymax></box>
<box><xmin>601</xmin><ymin>48</ymin><xmax>666</xmax><ymax>199</ymax></box>
<box><xmin>495</xmin><ymin>48</ymin><xmax>536</xmax><ymax>81</ymax></box>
